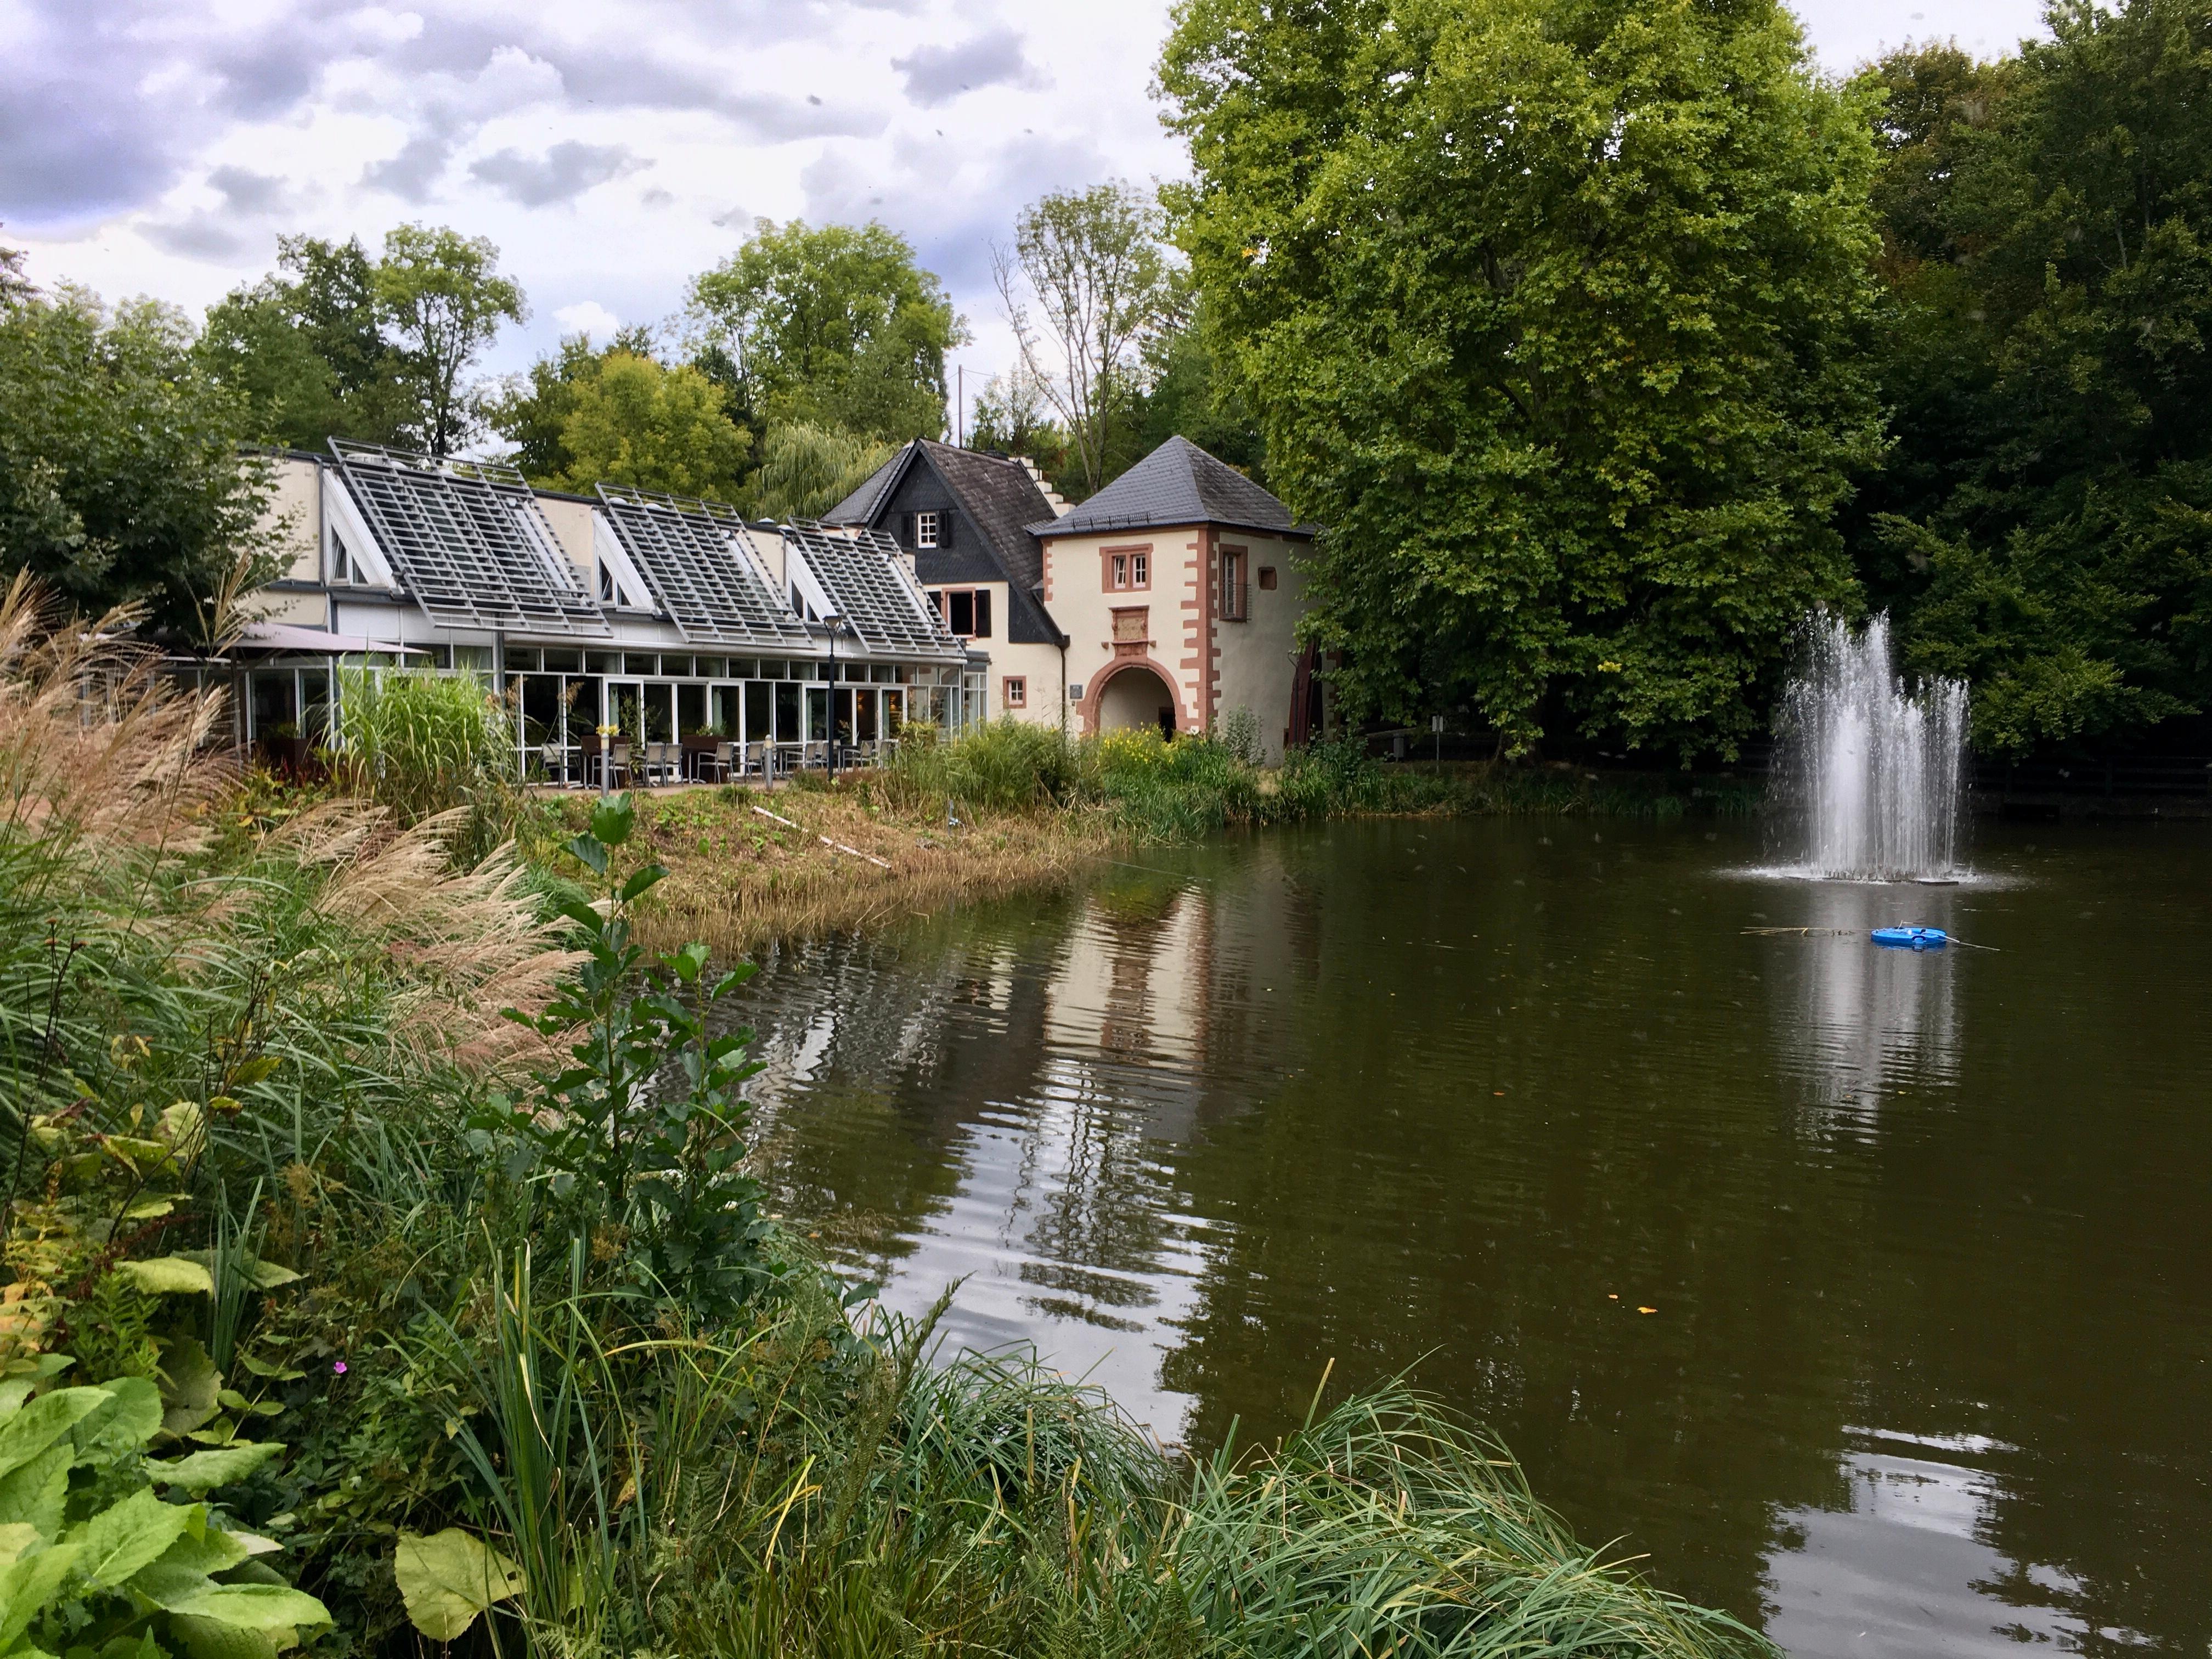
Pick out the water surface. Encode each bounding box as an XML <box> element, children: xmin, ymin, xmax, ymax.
<box><xmin>730</xmin><ymin>817</ymin><xmax>2212</xmax><ymax>1657</ymax></box>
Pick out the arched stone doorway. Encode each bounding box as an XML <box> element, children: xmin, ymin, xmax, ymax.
<box><xmin>1094</xmin><ymin>662</ymin><xmax>1178</xmax><ymax>738</ymax></box>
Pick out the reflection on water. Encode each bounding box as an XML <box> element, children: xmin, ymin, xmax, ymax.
<box><xmin>1768</xmin><ymin>883</ymin><xmax>1963</xmax><ymax>1131</ymax></box>
<box><xmin>1765</xmin><ymin>1427</ymin><xmax>2123</xmax><ymax>1656</ymax></box>
<box><xmin>727</xmin><ymin>819</ymin><xmax>2212</xmax><ymax>1658</ymax></box>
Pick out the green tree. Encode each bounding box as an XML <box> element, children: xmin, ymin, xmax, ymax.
<box><xmin>552</xmin><ymin>351</ymin><xmax>751</xmax><ymax>499</ymax></box>
<box><xmin>1853</xmin><ymin>4</ymin><xmax>2212</xmax><ymax>755</ymax></box>
<box><xmin>995</xmin><ymin>183</ymin><xmax>1180</xmax><ymax>497</ymax></box>
<box><xmin>375</xmin><ymin>224</ymin><xmax>527</xmax><ymax>456</ymax></box>
<box><xmin>197</xmin><ymin>235</ymin><xmax>410</xmax><ymax>449</ymax></box>
<box><xmin>747</xmin><ymin>422</ymin><xmax>894</xmax><ymax>522</ymax></box>
<box><xmin>0</xmin><ymin>288</ymin><xmax>278</xmax><ymax>634</ymax></box>
<box><xmin>487</xmin><ymin>325</ymin><xmax>663</xmax><ymax>482</ymax></box>
<box><xmin>687</xmin><ymin>220</ymin><xmax>964</xmax><ymax>443</ymax></box>
<box><xmin>966</xmin><ymin>369</ymin><xmax>1073</xmax><ymax>484</ymax></box>
<box><xmin>1160</xmin><ymin>0</ymin><xmax>1887</xmax><ymax>759</ymax></box>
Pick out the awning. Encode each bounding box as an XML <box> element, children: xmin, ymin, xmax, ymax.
<box><xmin>233</xmin><ymin>623</ymin><xmax>431</xmax><ymax>656</ymax></box>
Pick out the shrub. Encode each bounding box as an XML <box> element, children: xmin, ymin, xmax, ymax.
<box><xmin>328</xmin><ymin>667</ymin><xmax>513</xmax><ymax>836</ymax></box>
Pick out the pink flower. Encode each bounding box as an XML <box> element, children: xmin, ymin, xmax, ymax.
<box><xmin>332</xmin><ymin>1361</ymin><xmax>347</xmax><ymax>1375</ymax></box>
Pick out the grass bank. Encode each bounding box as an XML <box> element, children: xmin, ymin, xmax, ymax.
<box><xmin>514</xmin><ymin>726</ymin><xmax>1763</xmax><ymax>952</ymax></box>
<box><xmin>0</xmin><ymin>581</ymin><xmax>1775</xmax><ymax>1659</ymax></box>
<box><xmin>518</xmin><ymin>776</ymin><xmax>1110</xmax><ymax>956</ymax></box>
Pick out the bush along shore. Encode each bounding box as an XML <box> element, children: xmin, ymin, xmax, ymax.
<box><xmin>0</xmin><ymin>580</ymin><xmax>1782</xmax><ymax>1657</ymax></box>
<box><xmin>509</xmin><ymin>721</ymin><xmax>1763</xmax><ymax>952</ymax></box>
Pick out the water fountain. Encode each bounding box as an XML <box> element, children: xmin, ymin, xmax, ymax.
<box><xmin>1771</xmin><ymin>612</ymin><xmax>1970</xmax><ymax>882</ymax></box>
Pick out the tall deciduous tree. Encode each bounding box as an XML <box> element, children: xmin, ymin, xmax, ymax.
<box><xmin>486</xmin><ymin>326</ymin><xmax>663</xmax><ymax>483</ymax></box>
<box><xmin>1160</xmin><ymin>0</ymin><xmax>1887</xmax><ymax>759</ymax></box>
<box><xmin>198</xmin><ymin>229</ymin><xmax>523</xmax><ymax>456</ymax></box>
<box><xmin>1</xmin><ymin>287</ymin><xmax>277</xmax><ymax>634</ymax></box>
<box><xmin>198</xmin><ymin>235</ymin><xmax>409</xmax><ymax>449</ymax></box>
<box><xmin>1854</xmin><ymin>3</ymin><xmax>2212</xmax><ymax>755</ymax></box>
<box><xmin>994</xmin><ymin>183</ymin><xmax>1179</xmax><ymax>498</ymax></box>
<box><xmin>686</xmin><ymin>221</ymin><xmax>964</xmax><ymax>443</ymax></box>
<box><xmin>375</xmin><ymin>224</ymin><xmax>526</xmax><ymax>456</ymax></box>
<box><xmin>550</xmin><ymin>352</ymin><xmax>751</xmax><ymax>499</ymax></box>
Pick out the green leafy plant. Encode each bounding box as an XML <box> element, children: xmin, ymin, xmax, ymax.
<box><xmin>0</xmin><ymin>1365</ymin><xmax>327</xmax><ymax>1659</ymax></box>
<box><xmin>477</xmin><ymin>794</ymin><xmax>778</xmax><ymax>1321</ymax></box>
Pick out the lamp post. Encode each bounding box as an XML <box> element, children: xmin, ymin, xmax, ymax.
<box><xmin>823</xmin><ymin>612</ymin><xmax>845</xmax><ymax>781</ymax></box>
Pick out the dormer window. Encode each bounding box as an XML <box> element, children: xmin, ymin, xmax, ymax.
<box><xmin>597</xmin><ymin>564</ymin><xmax>617</xmax><ymax>602</ymax></box>
<box><xmin>915</xmin><ymin>511</ymin><xmax>941</xmax><ymax>549</ymax></box>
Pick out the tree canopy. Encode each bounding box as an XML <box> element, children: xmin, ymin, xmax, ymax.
<box><xmin>1</xmin><ymin>286</ymin><xmax>276</xmax><ymax>635</ymax></box>
<box><xmin>1161</xmin><ymin>0</ymin><xmax>1887</xmax><ymax>760</ymax></box>
<box><xmin>687</xmin><ymin>221</ymin><xmax>964</xmax><ymax>444</ymax></box>
<box><xmin>1852</xmin><ymin>2</ymin><xmax>2212</xmax><ymax>755</ymax></box>
<box><xmin>196</xmin><ymin>226</ymin><xmax>524</xmax><ymax>457</ymax></box>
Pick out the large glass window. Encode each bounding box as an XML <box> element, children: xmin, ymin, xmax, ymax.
<box><xmin>744</xmin><ymin>683</ymin><xmax>771</xmax><ymax>742</ymax></box>
<box><xmin>676</xmin><ymin>682</ymin><xmax>707</xmax><ymax>737</ymax></box>
<box><xmin>711</xmin><ymin>685</ymin><xmax>741</xmax><ymax>737</ymax></box>
<box><xmin>775</xmin><ymin>681</ymin><xmax>800</xmax><ymax>743</ymax></box>
<box><xmin>805</xmin><ymin>686</ymin><xmax>829</xmax><ymax>743</ymax></box>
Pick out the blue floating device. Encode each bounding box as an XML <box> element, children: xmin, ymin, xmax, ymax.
<box><xmin>1871</xmin><ymin>926</ymin><xmax>1948</xmax><ymax>950</ymax></box>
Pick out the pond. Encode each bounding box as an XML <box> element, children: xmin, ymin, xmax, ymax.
<box><xmin>728</xmin><ymin>816</ymin><xmax>2212</xmax><ymax>1657</ymax></box>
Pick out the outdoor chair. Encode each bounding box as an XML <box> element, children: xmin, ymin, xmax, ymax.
<box><xmin>602</xmin><ymin>742</ymin><xmax>631</xmax><ymax>789</ymax></box>
<box><xmin>706</xmin><ymin>741</ymin><xmax>736</xmax><ymax>783</ymax></box>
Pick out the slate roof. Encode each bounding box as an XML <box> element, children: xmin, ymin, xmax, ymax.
<box><xmin>1037</xmin><ymin>436</ymin><xmax>1306</xmax><ymax>539</ymax></box>
<box><xmin>825</xmin><ymin>450</ymin><xmax>904</xmax><ymax>527</ymax></box>
<box><xmin>824</xmin><ymin>439</ymin><xmax>1065</xmax><ymax>647</ymax></box>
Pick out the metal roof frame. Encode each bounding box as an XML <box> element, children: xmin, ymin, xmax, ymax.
<box><xmin>328</xmin><ymin>441</ymin><xmax>608</xmax><ymax>635</ymax></box>
<box><xmin>594</xmin><ymin>484</ymin><xmax>816</xmax><ymax>650</ymax></box>
<box><xmin>782</xmin><ymin>524</ymin><xmax>967</xmax><ymax>660</ymax></box>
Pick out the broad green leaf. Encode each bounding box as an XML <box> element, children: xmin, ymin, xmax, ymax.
<box><xmin>393</xmin><ymin>1528</ymin><xmax>524</xmax><ymax>1642</ymax></box>
<box><xmin>168</xmin><ymin>1583</ymin><xmax>331</xmax><ymax>1634</ymax></box>
<box><xmin>67</xmin><ymin>1487</ymin><xmax>195</xmax><ymax>1588</ymax></box>
<box><xmin>0</xmin><ymin>1539</ymin><xmax>78</xmax><ymax>1649</ymax></box>
<box><xmin>241</xmin><ymin>1261</ymin><xmax>302</xmax><ymax>1291</ymax></box>
<box><xmin>75</xmin><ymin>1378</ymin><xmax>163</xmax><ymax>1455</ymax></box>
<box><xmin>0</xmin><ymin>1523</ymin><xmax>38</xmax><ymax>1565</ymax></box>
<box><xmin>160</xmin><ymin>1338</ymin><xmax>222</xmax><ymax>1439</ymax></box>
<box><xmin>158</xmin><ymin>1100</ymin><xmax>208</xmax><ymax>1157</ymax></box>
<box><xmin>166</xmin><ymin>1611</ymin><xmax>280</xmax><ymax>1659</ymax></box>
<box><xmin>129</xmin><ymin>1526</ymin><xmax>254</xmax><ymax>1611</ymax></box>
<box><xmin>0</xmin><ymin>1445</ymin><xmax>70</xmax><ymax>1538</ymax></box>
<box><xmin>112</xmin><ymin>1258</ymin><xmax>213</xmax><ymax>1296</ymax></box>
<box><xmin>0</xmin><ymin>1390</ymin><xmax>110</xmax><ymax>1482</ymax></box>
<box><xmin>154</xmin><ymin>1443</ymin><xmax>282</xmax><ymax>1493</ymax></box>
<box><xmin>588</xmin><ymin>795</ymin><xmax>634</xmax><ymax>848</ymax></box>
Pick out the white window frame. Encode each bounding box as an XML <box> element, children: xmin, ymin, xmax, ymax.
<box><xmin>915</xmin><ymin>510</ymin><xmax>941</xmax><ymax>549</ymax></box>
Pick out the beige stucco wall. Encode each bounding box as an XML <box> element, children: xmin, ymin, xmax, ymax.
<box><xmin>1211</xmin><ymin>531</ymin><xmax>1309</xmax><ymax>765</ymax></box>
<box><xmin>1039</xmin><ymin>523</ymin><xmax>1309</xmax><ymax>761</ymax></box>
<box><xmin>535</xmin><ymin>495</ymin><xmax>597</xmax><ymax>582</ymax></box>
<box><xmin>1039</xmin><ymin>526</ymin><xmax>1206</xmax><ymax>737</ymax></box>
<box><xmin>262</xmin><ymin>456</ymin><xmax>322</xmax><ymax>583</ymax></box>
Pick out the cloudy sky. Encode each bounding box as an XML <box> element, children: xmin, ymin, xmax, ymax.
<box><xmin>3</xmin><ymin>0</ymin><xmax>2051</xmax><ymax>410</ymax></box>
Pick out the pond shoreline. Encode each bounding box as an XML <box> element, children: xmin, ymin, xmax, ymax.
<box><xmin>518</xmin><ymin>753</ymin><xmax>1770</xmax><ymax>953</ymax></box>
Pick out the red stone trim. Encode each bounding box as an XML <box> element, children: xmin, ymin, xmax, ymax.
<box><xmin>1100</xmin><ymin>542</ymin><xmax>1153</xmax><ymax>593</ymax></box>
<box><xmin>1077</xmin><ymin>654</ymin><xmax>1197</xmax><ymax>736</ymax></box>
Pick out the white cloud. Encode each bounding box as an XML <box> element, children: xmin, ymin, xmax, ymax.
<box><xmin>553</xmin><ymin>300</ymin><xmax>623</xmax><ymax>340</ymax></box>
<box><xmin>4</xmin><ymin>0</ymin><xmax>2051</xmax><ymax>409</ymax></box>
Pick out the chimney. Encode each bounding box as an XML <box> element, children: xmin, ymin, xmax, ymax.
<box><xmin>1014</xmin><ymin>455</ymin><xmax>1071</xmax><ymax>518</ymax></box>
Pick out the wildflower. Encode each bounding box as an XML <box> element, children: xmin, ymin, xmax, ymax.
<box><xmin>332</xmin><ymin>1360</ymin><xmax>348</xmax><ymax>1375</ymax></box>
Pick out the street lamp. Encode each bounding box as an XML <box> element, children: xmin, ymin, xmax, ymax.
<box><xmin>823</xmin><ymin>611</ymin><xmax>845</xmax><ymax>781</ymax></box>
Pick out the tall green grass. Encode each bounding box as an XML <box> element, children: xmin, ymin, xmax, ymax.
<box><xmin>330</xmin><ymin>666</ymin><xmax>518</xmax><ymax>851</ymax></box>
<box><xmin>879</xmin><ymin>721</ymin><xmax>1762</xmax><ymax>843</ymax></box>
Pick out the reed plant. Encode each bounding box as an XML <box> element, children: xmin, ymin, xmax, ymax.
<box><xmin>0</xmin><ymin>585</ymin><xmax>1777</xmax><ymax>1659</ymax></box>
<box><xmin>329</xmin><ymin>664</ymin><xmax>519</xmax><ymax>854</ymax></box>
